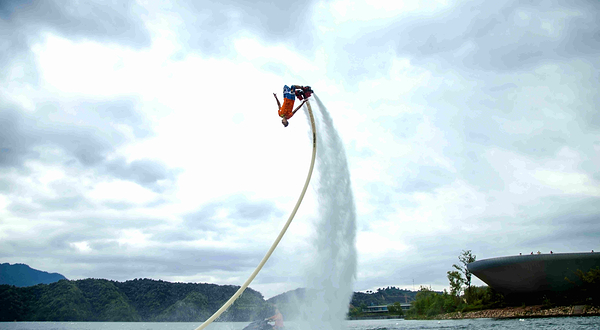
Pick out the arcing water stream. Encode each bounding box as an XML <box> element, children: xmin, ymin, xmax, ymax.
<box><xmin>298</xmin><ymin>95</ymin><xmax>357</xmax><ymax>330</ymax></box>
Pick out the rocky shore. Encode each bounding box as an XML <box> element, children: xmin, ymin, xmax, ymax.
<box><xmin>437</xmin><ymin>305</ymin><xmax>600</xmax><ymax>319</ymax></box>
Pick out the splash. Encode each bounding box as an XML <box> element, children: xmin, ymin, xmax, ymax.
<box><xmin>299</xmin><ymin>95</ymin><xmax>357</xmax><ymax>330</ymax></box>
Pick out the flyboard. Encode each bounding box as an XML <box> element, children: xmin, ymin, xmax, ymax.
<box><xmin>194</xmin><ymin>98</ymin><xmax>317</xmax><ymax>330</ymax></box>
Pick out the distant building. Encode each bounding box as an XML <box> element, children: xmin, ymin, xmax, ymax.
<box><xmin>467</xmin><ymin>252</ymin><xmax>600</xmax><ymax>296</ymax></box>
<box><xmin>362</xmin><ymin>304</ymin><xmax>411</xmax><ymax>313</ymax></box>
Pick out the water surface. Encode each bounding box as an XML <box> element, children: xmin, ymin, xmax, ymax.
<box><xmin>3</xmin><ymin>317</ymin><xmax>599</xmax><ymax>330</ymax></box>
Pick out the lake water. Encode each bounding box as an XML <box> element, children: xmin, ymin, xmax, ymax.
<box><xmin>2</xmin><ymin>317</ymin><xmax>599</xmax><ymax>330</ymax></box>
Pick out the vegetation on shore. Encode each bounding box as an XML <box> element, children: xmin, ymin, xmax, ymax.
<box><xmin>405</xmin><ymin>285</ymin><xmax>504</xmax><ymax>319</ymax></box>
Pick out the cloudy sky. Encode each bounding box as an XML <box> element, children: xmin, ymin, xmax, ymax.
<box><xmin>1</xmin><ymin>0</ymin><xmax>599</xmax><ymax>299</ymax></box>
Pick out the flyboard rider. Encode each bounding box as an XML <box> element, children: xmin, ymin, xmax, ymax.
<box><xmin>267</xmin><ymin>308</ymin><xmax>284</xmax><ymax>329</ymax></box>
<box><xmin>273</xmin><ymin>85</ymin><xmax>313</xmax><ymax>127</ymax></box>
<box><xmin>242</xmin><ymin>308</ymin><xmax>284</xmax><ymax>330</ymax></box>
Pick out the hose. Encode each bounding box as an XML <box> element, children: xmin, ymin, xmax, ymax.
<box><xmin>194</xmin><ymin>100</ymin><xmax>317</xmax><ymax>330</ymax></box>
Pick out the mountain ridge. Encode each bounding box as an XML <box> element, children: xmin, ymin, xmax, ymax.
<box><xmin>0</xmin><ymin>263</ymin><xmax>67</xmax><ymax>287</ymax></box>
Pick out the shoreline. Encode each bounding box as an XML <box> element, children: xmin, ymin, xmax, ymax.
<box><xmin>347</xmin><ymin>315</ymin><xmax>403</xmax><ymax>320</ymax></box>
<box><xmin>436</xmin><ymin>305</ymin><xmax>600</xmax><ymax>319</ymax></box>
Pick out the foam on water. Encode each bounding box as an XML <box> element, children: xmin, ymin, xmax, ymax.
<box><xmin>298</xmin><ymin>95</ymin><xmax>357</xmax><ymax>330</ymax></box>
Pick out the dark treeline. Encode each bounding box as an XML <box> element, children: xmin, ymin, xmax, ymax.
<box><xmin>0</xmin><ymin>278</ymin><xmax>274</xmax><ymax>322</ymax></box>
<box><xmin>1</xmin><ymin>278</ymin><xmax>423</xmax><ymax>322</ymax></box>
<box><xmin>351</xmin><ymin>286</ymin><xmax>418</xmax><ymax>307</ymax></box>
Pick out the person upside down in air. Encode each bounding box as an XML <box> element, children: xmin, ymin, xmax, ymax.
<box><xmin>273</xmin><ymin>85</ymin><xmax>308</xmax><ymax>127</ymax></box>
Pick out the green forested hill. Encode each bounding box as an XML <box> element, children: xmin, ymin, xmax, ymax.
<box><xmin>0</xmin><ymin>278</ymin><xmax>273</xmax><ymax>322</ymax></box>
<box><xmin>0</xmin><ymin>278</ymin><xmax>424</xmax><ymax>322</ymax></box>
<box><xmin>350</xmin><ymin>286</ymin><xmax>419</xmax><ymax>307</ymax></box>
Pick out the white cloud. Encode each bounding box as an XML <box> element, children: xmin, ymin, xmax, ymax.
<box><xmin>2</xmin><ymin>0</ymin><xmax>599</xmax><ymax>301</ymax></box>
<box><xmin>534</xmin><ymin>170</ymin><xmax>599</xmax><ymax>196</ymax></box>
<box><xmin>328</xmin><ymin>0</ymin><xmax>451</xmax><ymax>24</ymax></box>
<box><xmin>117</xmin><ymin>229</ymin><xmax>152</xmax><ymax>248</ymax></box>
<box><xmin>71</xmin><ymin>241</ymin><xmax>93</xmax><ymax>253</ymax></box>
<box><xmin>88</xmin><ymin>180</ymin><xmax>158</xmax><ymax>204</ymax></box>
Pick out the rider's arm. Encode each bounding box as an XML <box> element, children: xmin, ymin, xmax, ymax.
<box><xmin>292</xmin><ymin>100</ymin><xmax>307</xmax><ymax>115</ymax></box>
<box><xmin>273</xmin><ymin>93</ymin><xmax>281</xmax><ymax>109</ymax></box>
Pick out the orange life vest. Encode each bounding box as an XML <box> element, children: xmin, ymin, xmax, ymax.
<box><xmin>278</xmin><ymin>98</ymin><xmax>295</xmax><ymax>119</ymax></box>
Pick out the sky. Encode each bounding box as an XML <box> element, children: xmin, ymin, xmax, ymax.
<box><xmin>1</xmin><ymin>0</ymin><xmax>599</xmax><ymax>299</ymax></box>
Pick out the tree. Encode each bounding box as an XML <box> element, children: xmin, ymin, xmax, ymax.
<box><xmin>454</xmin><ymin>250</ymin><xmax>476</xmax><ymax>288</ymax></box>
<box><xmin>347</xmin><ymin>305</ymin><xmax>362</xmax><ymax>317</ymax></box>
<box><xmin>387</xmin><ymin>302</ymin><xmax>404</xmax><ymax>316</ymax></box>
<box><xmin>448</xmin><ymin>250</ymin><xmax>476</xmax><ymax>301</ymax></box>
<box><xmin>565</xmin><ymin>266</ymin><xmax>600</xmax><ymax>305</ymax></box>
<box><xmin>406</xmin><ymin>286</ymin><xmax>455</xmax><ymax>318</ymax></box>
<box><xmin>448</xmin><ymin>250</ymin><xmax>476</xmax><ymax>300</ymax></box>
<box><xmin>446</xmin><ymin>270</ymin><xmax>464</xmax><ymax>297</ymax></box>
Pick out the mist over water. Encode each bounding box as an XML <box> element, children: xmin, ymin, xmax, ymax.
<box><xmin>299</xmin><ymin>95</ymin><xmax>357</xmax><ymax>330</ymax></box>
